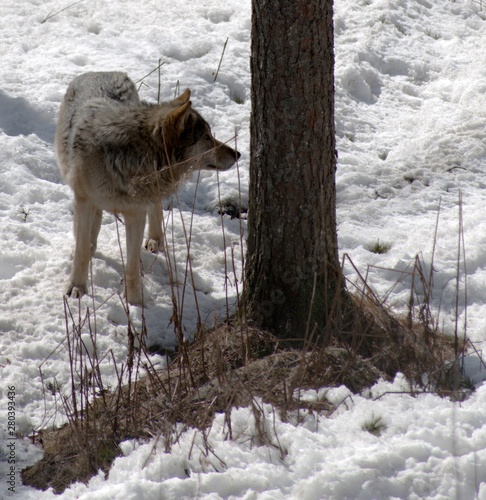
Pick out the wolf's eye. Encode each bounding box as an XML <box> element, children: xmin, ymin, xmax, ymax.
<box><xmin>205</xmin><ymin>134</ymin><xmax>212</xmax><ymax>142</ymax></box>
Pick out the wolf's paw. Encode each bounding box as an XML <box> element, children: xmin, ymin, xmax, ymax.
<box><xmin>123</xmin><ymin>274</ymin><xmax>144</xmax><ymax>306</ymax></box>
<box><xmin>126</xmin><ymin>288</ymin><xmax>144</xmax><ymax>306</ymax></box>
<box><xmin>65</xmin><ymin>283</ymin><xmax>87</xmax><ymax>299</ymax></box>
<box><xmin>144</xmin><ymin>238</ymin><xmax>164</xmax><ymax>254</ymax></box>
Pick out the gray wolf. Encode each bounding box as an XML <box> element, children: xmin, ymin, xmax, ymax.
<box><xmin>56</xmin><ymin>71</ymin><xmax>240</xmax><ymax>305</ymax></box>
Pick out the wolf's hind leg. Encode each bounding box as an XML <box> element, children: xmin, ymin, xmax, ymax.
<box><xmin>66</xmin><ymin>198</ymin><xmax>96</xmax><ymax>299</ymax></box>
<box><xmin>125</xmin><ymin>210</ymin><xmax>147</xmax><ymax>305</ymax></box>
<box><xmin>145</xmin><ymin>200</ymin><xmax>164</xmax><ymax>253</ymax></box>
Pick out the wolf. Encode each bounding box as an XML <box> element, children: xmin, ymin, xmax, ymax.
<box><xmin>56</xmin><ymin>71</ymin><xmax>240</xmax><ymax>305</ymax></box>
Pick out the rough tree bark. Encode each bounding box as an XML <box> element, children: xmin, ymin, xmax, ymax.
<box><xmin>245</xmin><ymin>0</ymin><xmax>343</xmax><ymax>340</ymax></box>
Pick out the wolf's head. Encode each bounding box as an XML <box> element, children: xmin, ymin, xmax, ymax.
<box><xmin>163</xmin><ymin>89</ymin><xmax>240</xmax><ymax>172</ymax></box>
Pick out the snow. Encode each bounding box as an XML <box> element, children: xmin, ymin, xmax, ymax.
<box><xmin>2</xmin><ymin>0</ymin><xmax>486</xmax><ymax>498</ymax></box>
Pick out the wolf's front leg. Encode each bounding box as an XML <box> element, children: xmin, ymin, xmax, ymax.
<box><xmin>144</xmin><ymin>200</ymin><xmax>165</xmax><ymax>254</ymax></box>
<box><xmin>65</xmin><ymin>198</ymin><xmax>96</xmax><ymax>299</ymax></box>
<box><xmin>124</xmin><ymin>210</ymin><xmax>147</xmax><ymax>305</ymax></box>
<box><xmin>90</xmin><ymin>208</ymin><xmax>103</xmax><ymax>256</ymax></box>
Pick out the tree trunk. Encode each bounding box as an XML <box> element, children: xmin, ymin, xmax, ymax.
<box><xmin>245</xmin><ymin>0</ymin><xmax>343</xmax><ymax>340</ymax></box>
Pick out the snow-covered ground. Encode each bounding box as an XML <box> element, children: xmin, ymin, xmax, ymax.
<box><xmin>2</xmin><ymin>0</ymin><xmax>486</xmax><ymax>498</ymax></box>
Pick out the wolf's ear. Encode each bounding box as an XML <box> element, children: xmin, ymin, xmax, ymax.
<box><xmin>167</xmin><ymin>100</ymin><xmax>192</xmax><ymax>131</ymax></box>
<box><xmin>171</xmin><ymin>89</ymin><xmax>191</xmax><ymax>107</ymax></box>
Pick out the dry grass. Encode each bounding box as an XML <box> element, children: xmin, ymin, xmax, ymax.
<box><xmin>22</xmin><ymin>293</ymin><xmax>464</xmax><ymax>493</ymax></box>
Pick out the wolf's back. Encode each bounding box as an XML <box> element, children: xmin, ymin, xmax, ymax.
<box><xmin>61</xmin><ymin>71</ymin><xmax>139</xmax><ymax>115</ymax></box>
<box><xmin>55</xmin><ymin>72</ymin><xmax>140</xmax><ymax>178</ymax></box>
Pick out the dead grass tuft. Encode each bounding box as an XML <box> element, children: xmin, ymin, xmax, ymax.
<box><xmin>21</xmin><ymin>319</ymin><xmax>387</xmax><ymax>492</ymax></box>
<box><xmin>22</xmin><ymin>302</ymin><xmax>462</xmax><ymax>494</ymax></box>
